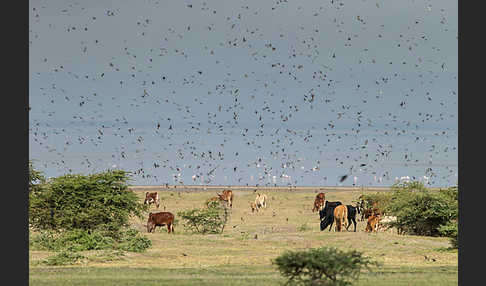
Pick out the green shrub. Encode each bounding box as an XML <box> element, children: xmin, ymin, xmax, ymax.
<box><xmin>384</xmin><ymin>183</ymin><xmax>458</xmax><ymax>236</ymax></box>
<box><xmin>274</xmin><ymin>246</ymin><xmax>379</xmax><ymax>286</ymax></box>
<box><xmin>116</xmin><ymin>228</ymin><xmax>152</xmax><ymax>252</ymax></box>
<box><xmin>177</xmin><ymin>202</ymin><xmax>229</xmax><ymax>234</ymax></box>
<box><xmin>30</xmin><ymin>228</ymin><xmax>151</xmax><ymax>253</ymax></box>
<box><xmin>29</xmin><ymin>170</ymin><xmax>146</xmax><ymax>232</ymax></box>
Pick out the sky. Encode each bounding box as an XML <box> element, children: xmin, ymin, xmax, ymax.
<box><xmin>29</xmin><ymin>0</ymin><xmax>458</xmax><ymax>187</ymax></box>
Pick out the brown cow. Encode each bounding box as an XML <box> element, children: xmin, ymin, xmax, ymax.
<box><xmin>333</xmin><ymin>204</ymin><xmax>348</xmax><ymax>232</ymax></box>
<box><xmin>147</xmin><ymin>212</ymin><xmax>175</xmax><ymax>233</ymax></box>
<box><xmin>365</xmin><ymin>214</ymin><xmax>381</xmax><ymax>233</ymax></box>
<box><xmin>217</xmin><ymin>190</ymin><xmax>234</xmax><ymax>208</ymax></box>
<box><xmin>312</xmin><ymin>192</ymin><xmax>326</xmax><ymax>212</ymax></box>
<box><xmin>144</xmin><ymin>192</ymin><xmax>160</xmax><ymax>209</ymax></box>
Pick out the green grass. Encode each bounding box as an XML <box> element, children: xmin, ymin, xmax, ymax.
<box><xmin>29</xmin><ymin>187</ymin><xmax>458</xmax><ymax>285</ymax></box>
<box><xmin>29</xmin><ymin>265</ymin><xmax>457</xmax><ymax>286</ymax></box>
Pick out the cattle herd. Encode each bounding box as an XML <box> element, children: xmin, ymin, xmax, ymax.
<box><xmin>143</xmin><ymin>190</ymin><xmax>399</xmax><ymax>234</ymax></box>
<box><xmin>315</xmin><ymin>193</ymin><xmax>400</xmax><ymax>233</ymax></box>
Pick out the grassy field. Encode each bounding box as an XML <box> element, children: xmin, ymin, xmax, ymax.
<box><xmin>29</xmin><ymin>186</ymin><xmax>458</xmax><ymax>285</ymax></box>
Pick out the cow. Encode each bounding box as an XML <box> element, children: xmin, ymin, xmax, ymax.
<box><xmin>333</xmin><ymin>204</ymin><xmax>348</xmax><ymax>232</ymax></box>
<box><xmin>144</xmin><ymin>192</ymin><xmax>160</xmax><ymax>209</ymax></box>
<box><xmin>365</xmin><ymin>214</ymin><xmax>381</xmax><ymax>233</ymax></box>
<box><xmin>146</xmin><ymin>212</ymin><xmax>175</xmax><ymax>233</ymax></box>
<box><xmin>217</xmin><ymin>190</ymin><xmax>234</xmax><ymax>208</ymax></box>
<box><xmin>312</xmin><ymin>192</ymin><xmax>326</xmax><ymax>212</ymax></box>
<box><xmin>254</xmin><ymin>193</ymin><xmax>267</xmax><ymax>210</ymax></box>
<box><xmin>319</xmin><ymin>201</ymin><xmax>342</xmax><ymax>231</ymax></box>
<box><xmin>345</xmin><ymin>205</ymin><xmax>358</xmax><ymax>232</ymax></box>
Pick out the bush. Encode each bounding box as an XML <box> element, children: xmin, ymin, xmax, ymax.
<box><xmin>177</xmin><ymin>202</ymin><xmax>229</xmax><ymax>234</ymax></box>
<box><xmin>30</xmin><ymin>227</ymin><xmax>151</xmax><ymax>253</ymax></box>
<box><xmin>29</xmin><ymin>170</ymin><xmax>146</xmax><ymax>232</ymax></box>
<box><xmin>30</xmin><ymin>229</ymin><xmax>112</xmax><ymax>252</ymax></box>
<box><xmin>274</xmin><ymin>247</ymin><xmax>379</xmax><ymax>286</ymax></box>
<box><xmin>116</xmin><ymin>228</ymin><xmax>152</xmax><ymax>252</ymax></box>
<box><xmin>384</xmin><ymin>183</ymin><xmax>458</xmax><ymax>236</ymax></box>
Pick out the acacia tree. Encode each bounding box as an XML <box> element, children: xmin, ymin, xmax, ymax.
<box><xmin>29</xmin><ymin>169</ymin><xmax>147</xmax><ymax>235</ymax></box>
<box><xmin>274</xmin><ymin>247</ymin><xmax>379</xmax><ymax>286</ymax></box>
<box><xmin>384</xmin><ymin>182</ymin><xmax>458</xmax><ymax>236</ymax></box>
<box><xmin>177</xmin><ymin>201</ymin><xmax>229</xmax><ymax>234</ymax></box>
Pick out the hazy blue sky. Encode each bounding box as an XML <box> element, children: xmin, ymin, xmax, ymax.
<box><xmin>29</xmin><ymin>0</ymin><xmax>457</xmax><ymax>187</ymax></box>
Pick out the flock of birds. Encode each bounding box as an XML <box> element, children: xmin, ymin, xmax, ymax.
<box><xmin>29</xmin><ymin>1</ymin><xmax>457</xmax><ymax>187</ymax></box>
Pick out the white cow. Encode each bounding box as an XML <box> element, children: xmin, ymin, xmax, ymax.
<box><xmin>254</xmin><ymin>193</ymin><xmax>268</xmax><ymax>211</ymax></box>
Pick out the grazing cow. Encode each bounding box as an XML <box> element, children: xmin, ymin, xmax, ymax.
<box><xmin>333</xmin><ymin>205</ymin><xmax>348</xmax><ymax>232</ymax></box>
<box><xmin>319</xmin><ymin>201</ymin><xmax>342</xmax><ymax>231</ymax></box>
<box><xmin>365</xmin><ymin>214</ymin><xmax>381</xmax><ymax>233</ymax></box>
<box><xmin>345</xmin><ymin>205</ymin><xmax>358</xmax><ymax>232</ymax></box>
<box><xmin>217</xmin><ymin>190</ymin><xmax>234</xmax><ymax>208</ymax></box>
<box><xmin>376</xmin><ymin>215</ymin><xmax>398</xmax><ymax>233</ymax></box>
<box><xmin>147</xmin><ymin>212</ymin><xmax>175</xmax><ymax>233</ymax></box>
<box><xmin>144</xmin><ymin>192</ymin><xmax>160</xmax><ymax>209</ymax></box>
<box><xmin>312</xmin><ymin>192</ymin><xmax>326</xmax><ymax>212</ymax></box>
<box><xmin>254</xmin><ymin>193</ymin><xmax>267</xmax><ymax>210</ymax></box>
